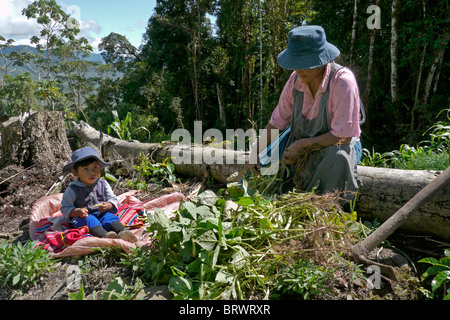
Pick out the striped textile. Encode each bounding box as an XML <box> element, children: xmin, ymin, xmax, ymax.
<box><xmin>115</xmin><ymin>203</ymin><xmax>146</xmax><ymax>228</ymax></box>
<box><xmin>35</xmin><ymin>203</ymin><xmax>146</xmax><ymax>253</ymax></box>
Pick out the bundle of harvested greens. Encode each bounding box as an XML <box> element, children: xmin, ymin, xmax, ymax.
<box><xmin>142</xmin><ymin>185</ymin><xmax>368</xmax><ymax>299</ymax></box>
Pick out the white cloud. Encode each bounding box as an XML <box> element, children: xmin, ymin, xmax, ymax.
<box><xmin>0</xmin><ymin>0</ymin><xmax>102</xmax><ymax>51</ymax></box>
<box><xmin>90</xmin><ymin>37</ymin><xmax>103</xmax><ymax>53</ymax></box>
<box><xmin>81</xmin><ymin>19</ymin><xmax>102</xmax><ymax>35</ymax></box>
<box><xmin>0</xmin><ymin>0</ymin><xmax>41</xmax><ymax>45</ymax></box>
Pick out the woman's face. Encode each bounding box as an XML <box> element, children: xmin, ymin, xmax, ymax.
<box><xmin>294</xmin><ymin>66</ymin><xmax>326</xmax><ymax>84</ymax></box>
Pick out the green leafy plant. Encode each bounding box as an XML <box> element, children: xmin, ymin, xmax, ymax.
<box><xmin>107</xmin><ymin>110</ymin><xmax>151</xmax><ymax>141</ymax></box>
<box><xmin>361</xmin><ymin>109</ymin><xmax>450</xmax><ymax>171</ymax></box>
<box><xmin>274</xmin><ymin>259</ymin><xmax>332</xmax><ymax>299</ymax></box>
<box><xmin>419</xmin><ymin>249</ymin><xmax>450</xmax><ymax>300</ymax></box>
<box><xmin>107</xmin><ymin>110</ymin><xmax>132</xmax><ymax>140</ymax></box>
<box><xmin>100</xmin><ymin>277</ymin><xmax>144</xmax><ymax>300</ymax></box>
<box><xmin>360</xmin><ymin>147</ymin><xmax>394</xmax><ymax>167</ymax></box>
<box><xmin>68</xmin><ymin>283</ymin><xmax>86</xmax><ymax>300</ymax></box>
<box><xmin>69</xmin><ymin>277</ymin><xmax>144</xmax><ymax>300</ymax></box>
<box><xmin>125</xmin><ymin>154</ymin><xmax>177</xmax><ymax>189</ymax></box>
<box><xmin>0</xmin><ymin>240</ymin><xmax>56</xmax><ymax>289</ymax></box>
<box><xmin>138</xmin><ymin>188</ymin><xmax>365</xmax><ymax>300</ymax></box>
<box><xmin>425</xmin><ymin>108</ymin><xmax>450</xmax><ymax>166</ymax></box>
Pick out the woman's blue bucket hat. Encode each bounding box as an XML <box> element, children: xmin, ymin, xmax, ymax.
<box><xmin>63</xmin><ymin>147</ymin><xmax>111</xmax><ymax>173</ymax></box>
<box><xmin>277</xmin><ymin>25</ymin><xmax>340</xmax><ymax>70</ymax></box>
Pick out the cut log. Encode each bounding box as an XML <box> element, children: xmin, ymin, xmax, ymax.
<box><xmin>70</xmin><ymin>121</ymin><xmax>450</xmax><ymax>239</ymax></box>
<box><xmin>353</xmin><ymin>166</ymin><xmax>450</xmax><ymax>256</ymax></box>
<box><xmin>355</xmin><ymin>166</ymin><xmax>450</xmax><ymax>240</ymax></box>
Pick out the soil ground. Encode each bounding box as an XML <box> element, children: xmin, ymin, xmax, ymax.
<box><xmin>0</xmin><ymin>162</ymin><xmax>448</xmax><ymax>300</ymax></box>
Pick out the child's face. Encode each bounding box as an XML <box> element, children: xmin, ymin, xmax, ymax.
<box><xmin>72</xmin><ymin>160</ymin><xmax>101</xmax><ymax>186</ymax></box>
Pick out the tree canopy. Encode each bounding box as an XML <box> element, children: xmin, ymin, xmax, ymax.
<box><xmin>0</xmin><ymin>0</ymin><xmax>448</xmax><ymax>152</ymax></box>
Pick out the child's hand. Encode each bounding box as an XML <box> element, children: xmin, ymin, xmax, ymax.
<box><xmin>71</xmin><ymin>208</ymin><xmax>88</xmax><ymax>219</ymax></box>
<box><xmin>98</xmin><ymin>202</ymin><xmax>113</xmax><ymax>213</ymax></box>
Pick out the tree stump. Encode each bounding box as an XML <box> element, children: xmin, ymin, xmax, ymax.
<box><xmin>0</xmin><ymin>111</ymin><xmax>72</xmax><ymax>170</ymax></box>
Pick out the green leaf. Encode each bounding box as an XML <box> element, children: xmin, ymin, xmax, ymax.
<box><xmin>431</xmin><ymin>270</ymin><xmax>450</xmax><ymax>292</ymax></box>
<box><xmin>236</xmin><ymin>197</ymin><xmax>254</xmax><ymax>206</ymax></box>
<box><xmin>12</xmin><ymin>274</ymin><xmax>20</xmax><ymax>286</ymax></box>
<box><xmin>259</xmin><ymin>218</ymin><xmax>273</xmax><ymax>230</ymax></box>
<box><xmin>182</xmin><ymin>202</ymin><xmax>212</xmax><ymax>220</ymax></box>
<box><xmin>102</xmin><ymin>277</ymin><xmax>124</xmax><ymax>300</ymax></box>
<box><xmin>69</xmin><ymin>283</ymin><xmax>85</xmax><ymax>300</ymax></box>
<box><xmin>168</xmin><ymin>276</ymin><xmax>192</xmax><ymax>298</ymax></box>
<box><xmin>153</xmin><ymin>208</ymin><xmax>171</xmax><ymax>228</ymax></box>
<box><xmin>212</xmin><ymin>244</ymin><xmax>220</xmax><ymax>269</ymax></box>
<box><xmin>104</xmin><ymin>172</ymin><xmax>117</xmax><ymax>182</ymax></box>
<box><xmin>167</xmin><ymin>163</ymin><xmax>175</xmax><ymax>174</ymax></box>
<box><xmin>440</xmin><ymin>257</ymin><xmax>450</xmax><ymax>268</ymax></box>
<box><xmin>216</xmin><ymin>269</ymin><xmax>234</xmax><ymax>284</ymax></box>
<box><xmin>166</xmin><ymin>223</ymin><xmax>182</xmax><ymax>233</ymax></box>
<box><xmin>199</xmin><ymin>217</ymin><xmax>219</xmax><ymax>230</ymax></box>
<box><xmin>196</xmin><ymin>230</ymin><xmax>217</xmax><ymax>251</ymax></box>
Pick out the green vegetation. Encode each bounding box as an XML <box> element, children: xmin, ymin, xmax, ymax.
<box><xmin>419</xmin><ymin>249</ymin><xmax>450</xmax><ymax>300</ymax></box>
<box><xmin>116</xmin><ymin>188</ymin><xmax>371</xmax><ymax>299</ymax></box>
<box><xmin>0</xmin><ymin>240</ymin><xmax>56</xmax><ymax>291</ymax></box>
<box><xmin>0</xmin><ymin>0</ymin><xmax>448</xmax><ymax>302</ymax></box>
<box><xmin>360</xmin><ymin>108</ymin><xmax>450</xmax><ymax>171</ymax></box>
<box><xmin>69</xmin><ymin>277</ymin><xmax>144</xmax><ymax>300</ymax></box>
<box><xmin>125</xmin><ymin>154</ymin><xmax>178</xmax><ymax>190</ymax></box>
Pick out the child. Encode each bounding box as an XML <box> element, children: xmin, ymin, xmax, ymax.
<box><xmin>60</xmin><ymin>147</ymin><xmax>138</xmax><ymax>243</ymax></box>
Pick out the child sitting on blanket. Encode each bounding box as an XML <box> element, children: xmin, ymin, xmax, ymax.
<box><xmin>60</xmin><ymin>147</ymin><xmax>138</xmax><ymax>243</ymax></box>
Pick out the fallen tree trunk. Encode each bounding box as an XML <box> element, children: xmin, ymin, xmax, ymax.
<box><xmin>355</xmin><ymin>166</ymin><xmax>450</xmax><ymax>240</ymax></box>
<box><xmin>70</xmin><ymin>121</ymin><xmax>450</xmax><ymax>239</ymax></box>
<box><xmin>70</xmin><ymin>121</ymin><xmax>249</xmax><ymax>183</ymax></box>
<box><xmin>353</xmin><ymin>166</ymin><xmax>450</xmax><ymax>256</ymax></box>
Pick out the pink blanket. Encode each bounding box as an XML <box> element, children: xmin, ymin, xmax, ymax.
<box><xmin>29</xmin><ymin>190</ymin><xmax>187</xmax><ymax>258</ymax></box>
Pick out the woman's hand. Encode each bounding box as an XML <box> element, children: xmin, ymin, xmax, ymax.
<box><xmin>282</xmin><ymin>139</ymin><xmax>311</xmax><ymax>168</ymax></box>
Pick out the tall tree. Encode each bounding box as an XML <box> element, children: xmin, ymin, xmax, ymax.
<box><xmin>22</xmin><ymin>0</ymin><xmax>70</xmax><ymax>80</ymax></box>
<box><xmin>140</xmin><ymin>0</ymin><xmax>216</xmax><ymax>128</ymax></box>
<box><xmin>99</xmin><ymin>32</ymin><xmax>139</xmax><ymax>73</ymax></box>
<box><xmin>0</xmin><ymin>36</ymin><xmax>16</xmax><ymax>76</ymax></box>
<box><xmin>390</xmin><ymin>0</ymin><xmax>399</xmax><ymax>106</ymax></box>
<box><xmin>349</xmin><ymin>0</ymin><xmax>359</xmax><ymax>67</ymax></box>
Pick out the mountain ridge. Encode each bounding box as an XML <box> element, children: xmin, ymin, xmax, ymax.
<box><xmin>0</xmin><ymin>45</ymin><xmax>105</xmax><ymax>80</ymax></box>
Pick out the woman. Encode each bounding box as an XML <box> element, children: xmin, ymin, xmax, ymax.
<box><xmin>251</xmin><ymin>25</ymin><xmax>363</xmax><ymax>199</ymax></box>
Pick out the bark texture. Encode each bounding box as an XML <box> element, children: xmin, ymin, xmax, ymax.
<box><xmin>0</xmin><ymin>111</ymin><xmax>71</xmax><ymax>169</ymax></box>
<box><xmin>355</xmin><ymin>166</ymin><xmax>450</xmax><ymax>240</ymax></box>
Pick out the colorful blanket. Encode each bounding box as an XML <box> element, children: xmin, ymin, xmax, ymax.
<box><xmin>34</xmin><ymin>202</ymin><xmax>146</xmax><ymax>253</ymax></box>
<box><xmin>30</xmin><ymin>191</ymin><xmax>187</xmax><ymax>257</ymax></box>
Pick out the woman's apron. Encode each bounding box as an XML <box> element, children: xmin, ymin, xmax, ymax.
<box><xmin>281</xmin><ymin>62</ymin><xmax>359</xmax><ymax>198</ymax></box>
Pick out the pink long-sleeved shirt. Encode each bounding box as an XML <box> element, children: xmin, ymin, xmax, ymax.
<box><xmin>269</xmin><ymin>63</ymin><xmax>361</xmax><ymax>138</ymax></box>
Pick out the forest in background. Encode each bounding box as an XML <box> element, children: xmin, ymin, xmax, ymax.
<box><xmin>0</xmin><ymin>0</ymin><xmax>449</xmax><ymax>153</ymax></box>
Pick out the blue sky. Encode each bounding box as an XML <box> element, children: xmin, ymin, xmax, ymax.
<box><xmin>0</xmin><ymin>0</ymin><xmax>157</xmax><ymax>51</ymax></box>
